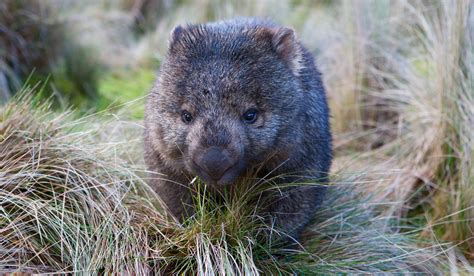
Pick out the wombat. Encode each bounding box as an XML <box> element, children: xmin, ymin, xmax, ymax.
<box><xmin>144</xmin><ymin>18</ymin><xmax>332</xmax><ymax>240</ymax></box>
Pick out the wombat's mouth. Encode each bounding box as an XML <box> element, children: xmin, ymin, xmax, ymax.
<box><xmin>190</xmin><ymin>159</ymin><xmax>246</xmax><ymax>186</ymax></box>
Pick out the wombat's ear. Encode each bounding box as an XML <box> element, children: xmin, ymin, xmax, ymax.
<box><xmin>271</xmin><ymin>27</ymin><xmax>303</xmax><ymax>76</ymax></box>
<box><xmin>168</xmin><ymin>25</ymin><xmax>185</xmax><ymax>53</ymax></box>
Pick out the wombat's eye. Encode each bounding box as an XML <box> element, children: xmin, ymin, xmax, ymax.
<box><xmin>242</xmin><ymin>109</ymin><xmax>258</xmax><ymax>124</ymax></box>
<box><xmin>181</xmin><ymin>110</ymin><xmax>193</xmax><ymax>124</ymax></box>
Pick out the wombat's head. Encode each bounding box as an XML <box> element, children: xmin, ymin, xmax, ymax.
<box><xmin>146</xmin><ymin>20</ymin><xmax>306</xmax><ymax>186</ymax></box>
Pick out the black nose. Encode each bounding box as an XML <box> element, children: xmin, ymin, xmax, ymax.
<box><xmin>194</xmin><ymin>147</ymin><xmax>234</xmax><ymax>181</ymax></box>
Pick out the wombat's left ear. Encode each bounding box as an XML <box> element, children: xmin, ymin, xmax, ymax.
<box><xmin>168</xmin><ymin>25</ymin><xmax>185</xmax><ymax>53</ymax></box>
<box><xmin>270</xmin><ymin>27</ymin><xmax>304</xmax><ymax>76</ymax></box>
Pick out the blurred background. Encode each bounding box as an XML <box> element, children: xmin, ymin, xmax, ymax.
<box><xmin>1</xmin><ymin>0</ymin><xmax>473</xmax><ymax>263</ymax></box>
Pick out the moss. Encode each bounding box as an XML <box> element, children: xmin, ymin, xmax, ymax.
<box><xmin>97</xmin><ymin>68</ymin><xmax>156</xmax><ymax>119</ymax></box>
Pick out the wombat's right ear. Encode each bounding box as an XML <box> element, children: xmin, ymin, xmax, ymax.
<box><xmin>168</xmin><ymin>25</ymin><xmax>185</xmax><ymax>52</ymax></box>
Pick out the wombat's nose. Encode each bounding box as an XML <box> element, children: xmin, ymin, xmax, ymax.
<box><xmin>194</xmin><ymin>147</ymin><xmax>234</xmax><ymax>181</ymax></box>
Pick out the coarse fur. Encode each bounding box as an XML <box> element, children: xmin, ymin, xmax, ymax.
<box><xmin>144</xmin><ymin>18</ymin><xmax>332</xmax><ymax>240</ymax></box>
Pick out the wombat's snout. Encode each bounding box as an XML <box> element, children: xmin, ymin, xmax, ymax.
<box><xmin>193</xmin><ymin>146</ymin><xmax>238</xmax><ymax>184</ymax></box>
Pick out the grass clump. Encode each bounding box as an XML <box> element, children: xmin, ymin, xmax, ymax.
<box><xmin>0</xmin><ymin>92</ymin><xmax>154</xmax><ymax>273</ymax></box>
<box><xmin>142</xmin><ymin>179</ymin><xmax>273</xmax><ymax>274</ymax></box>
<box><xmin>0</xmin><ymin>94</ymin><xmax>457</xmax><ymax>273</ymax></box>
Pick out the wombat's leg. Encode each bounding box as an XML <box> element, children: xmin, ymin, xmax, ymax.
<box><xmin>150</xmin><ymin>178</ymin><xmax>195</xmax><ymax>222</ymax></box>
<box><xmin>267</xmin><ymin>185</ymin><xmax>326</xmax><ymax>242</ymax></box>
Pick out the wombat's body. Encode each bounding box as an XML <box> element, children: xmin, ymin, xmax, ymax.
<box><xmin>144</xmin><ymin>18</ymin><xmax>332</xmax><ymax>239</ymax></box>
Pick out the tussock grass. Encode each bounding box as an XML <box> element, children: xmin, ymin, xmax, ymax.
<box><xmin>314</xmin><ymin>0</ymin><xmax>474</xmax><ymax>259</ymax></box>
<box><xmin>0</xmin><ymin>94</ymin><xmax>457</xmax><ymax>273</ymax></box>
<box><xmin>0</xmin><ymin>93</ymin><xmax>155</xmax><ymax>273</ymax></box>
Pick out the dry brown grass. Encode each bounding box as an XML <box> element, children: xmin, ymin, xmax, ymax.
<box><xmin>318</xmin><ymin>1</ymin><xmax>474</xmax><ymax>259</ymax></box>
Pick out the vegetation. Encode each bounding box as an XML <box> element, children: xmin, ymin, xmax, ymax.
<box><xmin>0</xmin><ymin>0</ymin><xmax>473</xmax><ymax>273</ymax></box>
<box><xmin>0</xmin><ymin>0</ymin><xmax>101</xmax><ymax>108</ymax></box>
<box><xmin>0</xmin><ymin>94</ymin><xmax>454</xmax><ymax>273</ymax></box>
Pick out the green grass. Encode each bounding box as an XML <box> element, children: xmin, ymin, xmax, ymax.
<box><xmin>97</xmin><ymin>68</ymin><xmax>156</xmax><ymax>119</ymax></box>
